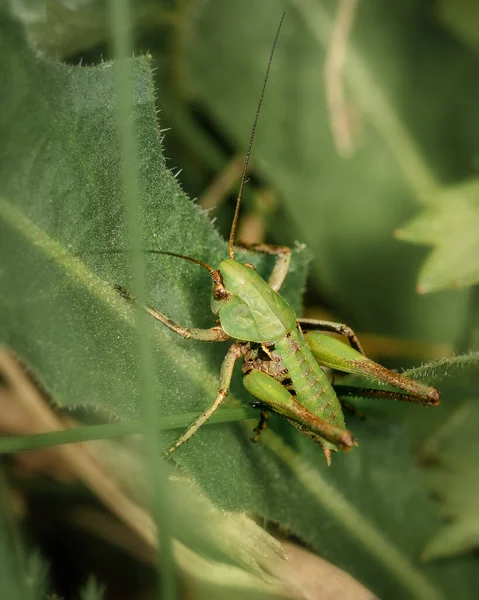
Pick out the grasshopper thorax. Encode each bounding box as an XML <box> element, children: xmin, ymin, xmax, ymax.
<box><xmin>211</xmin><ymin>258</ymin><xmax>296</xmax><ymax>343</ymax></box>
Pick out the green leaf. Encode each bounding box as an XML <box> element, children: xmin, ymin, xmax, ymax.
<box><xmin>0</xmin><ymin>477</ymin><xmax>49</xmax><ymax>600</ymax></box>
<box><xmin>0</xmin><ymin>7</ymin><xmax>307</xmax><ymax>598</ymax></box>
<box><xmin>396</xmin><ymin>180</ymin><xmax>479</xmax><ymax>293</ymax></box>
<box><xmin>400</xmin><ymin>353</ymin><xmax>479</xmax><ymax>448</ymax></box>
<box><xmin>186</xmin><ymin>0</ymin><xmax>474</xmax><ymax>342</ymax></box>
<box><xmin>437</xmin><ymin>0</ymin><xmax>479</xmax><ymax>52</ymax></box>
<box><xmin>0</xmin><ymin>549</ymin><xmax>48</xmax><ymax>600</ymax></box>
<box><xmin>2</xmin><ymin>7</ymin><xmax>479</xmax><ymax>600</ymax></box>
<box><xmin>80</xmin><ymin>577</ymin><xmax>106</xmax><ymax>600</ymax></box>
<box><xmin>420</xmin><ymin>398</ymin><xmax>479</xmax><ymax>561</ymax></box>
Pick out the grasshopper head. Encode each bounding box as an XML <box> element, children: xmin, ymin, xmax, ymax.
<box><xmin>211</xmin><ymin>258</ymin><xmax>296</xmax><ymax>343</ymax></box>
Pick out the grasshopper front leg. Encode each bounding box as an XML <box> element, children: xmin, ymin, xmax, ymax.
<box><xmin>165</xmin><ymin>342</ymin><xmax>245</xmax><ymax>456</ymax></box>
<box><xmin>305</xmin><ymin>331</ymin><xmax>439</xmax><ymax>406</ymax></box>
<box><xmin>116</xmin><ymin>285</ymin><xmax>230</xmax><ymax>342</ymax></box>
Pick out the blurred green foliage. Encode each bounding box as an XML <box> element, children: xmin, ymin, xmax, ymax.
<box><xmin>1</xmin><ymin>1</ymin><xmax>479</xmax><ymax>599</ymax></box>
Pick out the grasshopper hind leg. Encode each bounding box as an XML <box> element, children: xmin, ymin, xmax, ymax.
<box><xmin>305</xmin><ymin>331</ymin><xmax>440</xmax><ymax>406</ymax></box>
<box><xmin>243</xmin><ymin>370</ymin><xmax>356</xmax><ymax>456</ymax></box>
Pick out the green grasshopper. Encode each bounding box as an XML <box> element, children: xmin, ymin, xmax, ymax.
<box><xmin>118</xmin><ymin>14</ymin><xmax>439</xmax><ymax>464</ymax></box>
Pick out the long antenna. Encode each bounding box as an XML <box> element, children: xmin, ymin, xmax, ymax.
<box><xmin>98</xmin><ymin>248</ymin><xmax>216</xmax><ymax>273</ymax></box>
<box><xmin>145</xmin><ymin>250</ymin><xmax>216</xmax><ymax>274</ymax></box>
<box><xmin>228</xmin><ymin>12</ymin><xmax>285</xmax><ymax>259</ymax></box>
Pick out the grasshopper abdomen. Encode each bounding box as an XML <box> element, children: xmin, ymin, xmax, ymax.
<box><xmin>242</xmin><ymin>327</ymin><xmax>350</xmax><ymax>461</ymax></box>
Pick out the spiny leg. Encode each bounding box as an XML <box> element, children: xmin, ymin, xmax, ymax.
<box><xmin>243</xmin><ymin>370</ymin><xmax>356</xmax><ymax>451</ymax></box>
<box><xmin>334</xmin><ymin>385</ymin><xmax>438</xmax><ymax>407</ymax></box>
<box><xmin>298</xmin><ymin>317</ymin><xmax>365</xmax><ymax>354</ymax></box>
<box><xmin>284</xmin><ymin>398</ymin><xmax>356</xmax><ymax>451</ymax></box>
<box><xmin>165</xmin><ymin>342</ymin><xmax>245</xmax><ymax>456</ymax></box>
<box><xmin>305</xmin><ymin>331</ymin><xmax>440</xmax><ymax>406</ymax></box>
<box><xmin>234</xmin><ymin>242</ymin><xmax>291</xmax><ymax>292</ymax></box>
<box><xmin>252</xmin><ymin>410</ymin><xmax>269</xmax><ymax>443</ymax></box>
<box><xmin>115</xmin><ymin>285</ymin><xmax>230</xmax><ymax>342</ymax></box>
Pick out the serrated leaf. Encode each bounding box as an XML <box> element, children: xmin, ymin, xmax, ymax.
<box><xmin>396</xmin><ymin>180</ymin><xmax>479</xmax><ymax>293</ymax></box>
<box><xmin>0</xmin><ymin>8</ymin><xmax>307</xmax><ymax>598</ymax></box>
<box><xmin>2</xmin><ymin>8</ymin><xmax>479</xmax><ymax>600</ymax></box>
<box><xmin>406</xmin><ymin>352</ymin><xmax>479</xmax><ymax>385</ymax></box>
<box><xmin>420</xmin><ymin>398</ymin><xmax>479</xmax><ymax>561</ymax></box>
<box><xmin>401</xmin><ymin>353</ymin><xmax>479</xmax><ymax>448</ymax></box>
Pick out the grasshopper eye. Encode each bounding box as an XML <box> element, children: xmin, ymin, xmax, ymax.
<box><xmin>210</xmin><ymin>270</ymin><xmax>229</xmax><ymax>301</ymax></box>
<box><xmin>213</xmin><ymin>282</ymin><xmax>229</xmax><ymax>301</ymax></box>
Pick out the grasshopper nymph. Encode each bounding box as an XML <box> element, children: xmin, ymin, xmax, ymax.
<box><xmin>118</xmin><ymin>13</ymin><xmax>439</xmax><ymax>464</ymax></box>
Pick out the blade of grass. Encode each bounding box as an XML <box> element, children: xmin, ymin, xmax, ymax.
<box><xmin>108</xmin><ymin>1</ymin><xmax>177</xmax><ymax>598</ymax></box>
<box><xmin>0</xmin><ymin>408</ymin><xmax>258</xmax><ymax>454</ymax></box>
